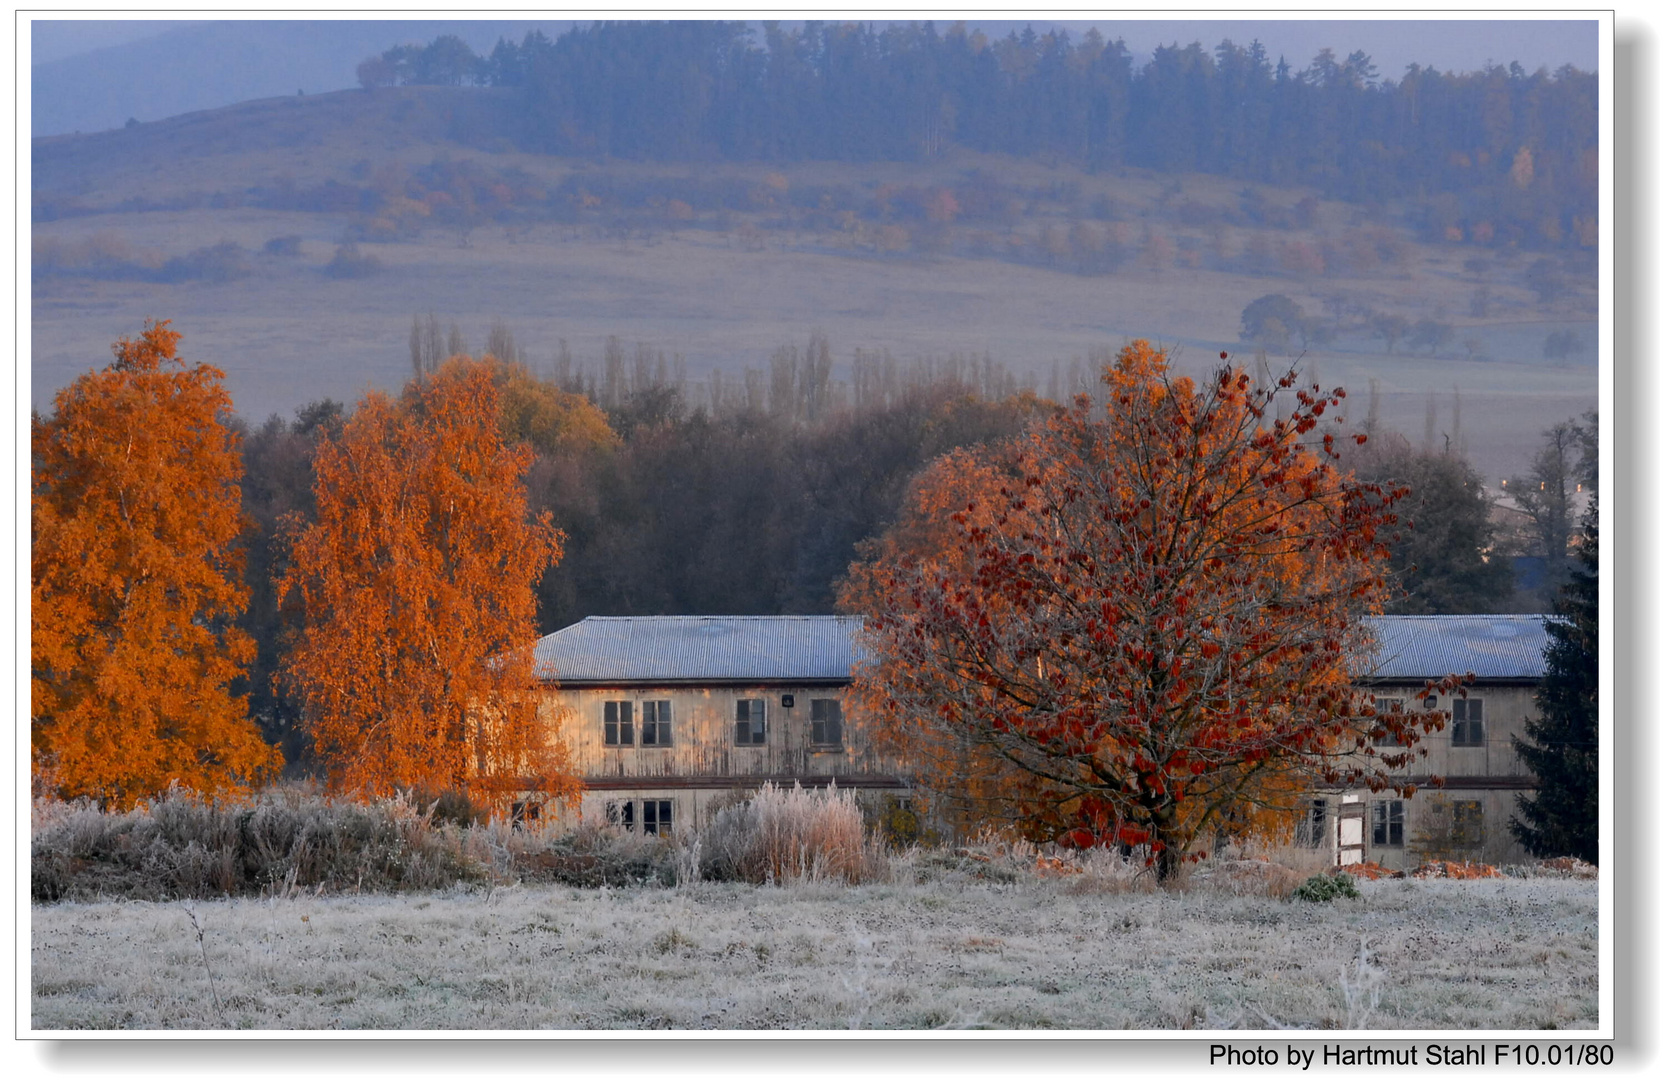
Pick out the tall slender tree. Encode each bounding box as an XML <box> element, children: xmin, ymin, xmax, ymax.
<box><xmin>278</xmin><ymin>358</ymin><xmax>574</xmax><ymax>808</ymax></box>
<box><xmin>32</xmin><ymin>321</ymin><xmax>279</xmax><ymax>804</ymax></box>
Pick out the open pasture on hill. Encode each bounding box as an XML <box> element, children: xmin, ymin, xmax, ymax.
<box><xmin>32</xmin><ymin>88</ymin><xmax>1597</xmax><ymax>483</ymax></box>
<box><xmin>32</xmin><ymin>873</ymin><xmax>1597</xmax><ymax>1032</ymax></box>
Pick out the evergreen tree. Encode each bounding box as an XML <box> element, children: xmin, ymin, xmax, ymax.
<box><xmin>1511</xmin><ymin>495</ymin><xmax>1598</xmax><ymax>863</ymax></box>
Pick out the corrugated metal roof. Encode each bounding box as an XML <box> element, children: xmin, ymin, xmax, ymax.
<box><xmin>1366</xmin><ymin>615</ymin><xmax>1549</xmax><ymax>681</ymax></box>
<box><xmin>535</xmin><ymin>613</ymin><xmax>1549</xmax><ymax>685</ymax></box>
<box><xmin>534</xmin><ymin>615</ymin><xmax>866</xmax><ymax>684</ymax></box>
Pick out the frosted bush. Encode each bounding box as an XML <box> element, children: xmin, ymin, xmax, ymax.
<box><xmin>699</xmin><ymin>782</ymin><xmax>885</xmax><ymax>884</ymax></box>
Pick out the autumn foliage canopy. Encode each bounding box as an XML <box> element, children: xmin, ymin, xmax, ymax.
<box><xmin>278</xmin><ymin>358</ymin><xmax>576</xmax><ymax>808</ymax></box>
<box><xmin>32</xmin><ymin>322</ymin><xmax>279</xmax><ymax>805</ymax></box>
<box><xmin>843</xmin><ymin>341</ymin><xmax>1442</xmax><ymax>879</ymax></box>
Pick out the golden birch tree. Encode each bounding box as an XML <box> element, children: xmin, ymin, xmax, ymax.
<box><xmin>278</xmin><ymin>358</ymin><xmax>575</xmax><ymax>808</ymax></box>
<box><xmin>32</xmin><ymin>321</ymin><xmax>278</xmax><ymax>804</ymax></box>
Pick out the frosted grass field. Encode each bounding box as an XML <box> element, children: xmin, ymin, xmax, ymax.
<box><xmin>31</xmin><ymin>874</ymin><xmax>1596</xmax><ymax>1032</ymax></box>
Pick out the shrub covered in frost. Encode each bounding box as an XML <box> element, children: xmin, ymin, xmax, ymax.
<box><xmin>697</xmin><ymin>781</ymin><xmax>886</xmax><ymax>884</ymax></box>
<box><xmin>31</xmin><ymin>786</ymin><xmax>485</xmax><ymax>901</ymax></box>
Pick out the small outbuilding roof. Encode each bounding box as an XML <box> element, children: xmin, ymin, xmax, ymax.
<box><xmin>534</xmin><ymin>613</ymin><xmax>1550</xmax><ymax>686</ymax></box>
<box><xmin>534</xmin><ymin>615</ymin><xmax>866</xmax><ymax>685</ymax></box>
<box><xmin>1365</xmin><ymin>614</ymin><xmax>1549</xmax><ymax>682</ymax></box>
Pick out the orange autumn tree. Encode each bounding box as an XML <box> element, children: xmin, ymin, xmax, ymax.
<box><xmin>278</xmin><ymin>358</ymin><xmax>576</xmax><ymax>810</ymax></box>
<box><xmin>32</xmin><ymin>321</ymin><xmax>279</xmax><ymax>805</ymax></box>
<box><xmin>841</xmin><ymin>341</ymin><xmax>1444</xmax><ymax>881</ymax></box>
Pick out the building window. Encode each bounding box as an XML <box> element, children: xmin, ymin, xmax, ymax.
<box><xmin>511</xmin><ymin>800</ymin><xmax>542</xmax><ymax>829</ymax></box>
<box><xmin>1371</xmin><ymin>800</ymin><xmax>1405</xmax><ymax>846</ymax></box>
<box><xmin>603</xmin><ymin>700</ymin><xmax>634</xmax><ymax>747</ymax></box>
<box><xmin>607</xmin><ymin>800</ymin><xmax>635</xmax><ymax>831</ymax></box>
<box><xmin>1451</xmin><ymin>698</ymin><xmax>1485</xmax><ymax>747</ymax></box>
<box><xmin>811</xmin><ymin>698</ymin><xmax>844</xmax><ymax>747</ymax></box>
<box><xmin>642</xmin><ymin>799</ymin><xmax>673</xmax><ymax>836</ymax></box>
<box><xmin>735</xmin><ymin>699</ymin><xmax>767</xmax><ymax>745</ymax></box>
<box><xmin>1450</xmin><ymin>800</ymin><xmax>1485</xmax><ymax>846</ymax></box>
<box><xmin>641</xmin><ymin>700</ymin><xmax>673</xmax><ymax>747</ymax></box>
<box><xmin>1373</xmin><ymin>698</ymin><xmax>1404</xmax><ymax>746</ymax></box>
<box><xmin>1296</xmin><ymin>798</ymin><xmax>1328</xmax><ymax>848</ymax></box>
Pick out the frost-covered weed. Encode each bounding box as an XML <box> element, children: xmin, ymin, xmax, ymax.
<box><xmin>697</xmin><ymin>782</ymin><xmax>886</xmax><ymax>885</ymax></box>
<box><xmin>30</xmin><ymin>786</ymin><xmax>485</xmax><ymax>901</ymax></box>
<box><xmin>1338</xmin><ymin>937</ymin><xmax>1384</xmax><ymax>1029</ymax></box>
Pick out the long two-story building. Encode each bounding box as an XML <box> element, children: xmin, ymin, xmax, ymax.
<box><xmin>533</xmin><ymin>615</ymin><xmax>908</xmax><ymax>834</ymax></box>
<box><xmin>534</xmin><ymin>613</ymin><xmax>1553</xmax><ymax>864</ymax></box>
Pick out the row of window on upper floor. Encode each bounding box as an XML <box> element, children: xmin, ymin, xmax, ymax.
<box><xmin>601</xmin><ymin>698</ymin><xmax>845</xmax><ymax>749</ymax></box>
<box><xmin>1372</xmin><ymin>696</ymin><xmax>1486</xmax><ymax>747</ymax></box>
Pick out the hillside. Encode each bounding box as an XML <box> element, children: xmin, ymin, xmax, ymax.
<box><xmin>29</xmin><ymin>20</ymin><xmax>575</xmax><ymax>136</ymax></box>
<box><xmin>31</xmin><ymin>85</ymin><xmax>1597</xmax><ymax>483</ymax></box>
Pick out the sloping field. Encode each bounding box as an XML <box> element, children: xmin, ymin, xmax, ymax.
<box><xmin>32</xmin><ymin>87</ymin><xmax>1598</xmax><ymax>483</ymax></box>
<box><xmin>29</xmin><ymin>214</ymin><xmax>1597</xmax><ymax>484</ymax></box>
<box><xmin>31</xmin><ymin>875</ymin><xmax>1597</xmax><ymax>1032</ymax></box>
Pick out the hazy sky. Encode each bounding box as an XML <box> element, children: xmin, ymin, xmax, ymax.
<box><xmin>27</xmin><ymin>15</ymin><xmax>1601</xmax><ymax>136</ymax></box>
<box><xmin>32</xmin><ymin>16</ymin><xmax>1600</xmax><ymax>74</ymax></box>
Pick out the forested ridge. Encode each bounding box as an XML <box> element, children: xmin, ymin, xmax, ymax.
<box><xmin>358</xmin><ymin>21</ymin><xmax>1597</xmax><ymax>251</ymax></box>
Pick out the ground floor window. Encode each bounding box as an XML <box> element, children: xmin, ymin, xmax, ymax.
<box><xmin>1296</xmin><ymin>798</ymin><xmax>1329</xmax><ymax>847</ymax></box>
<box><xmin>606</xmin><ymin>799</ymin><xmax>674</xmax><ymax>835</ymax></box>
<box><xmin>1371</xmin><ymin>800</ymin><xmax>1405</xmax><ymax>846</ymax></box>
<box><xmin>1450</xmin><ymin>799</ymin><xmax>1485</xmax><ymax>846</ymax></box>
<box><xmin>642</xmin><ymin>799</ymin><xmax>673</xmax><ymax>837</ymax></box>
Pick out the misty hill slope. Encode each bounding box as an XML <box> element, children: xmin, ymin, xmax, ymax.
<box><xmin>34</xmin><ymin>87</ymin><xmax>526</xmax><ymax>206</ymax></box>
<box><xmin>30</xmin><ymin>20</ymin><xmax>573</xmax><ymax>137</ymax></box>
<box><xmin>30</xmin><ymin>83</ymin><xmax>1596</xmax><ymax>484</ymax></box>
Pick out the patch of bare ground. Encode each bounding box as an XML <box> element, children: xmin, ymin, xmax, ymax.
<box><xmin>31</xmin><ymin>872</ymin><xmax>1596</xmax><ymax>1032</ymax></box>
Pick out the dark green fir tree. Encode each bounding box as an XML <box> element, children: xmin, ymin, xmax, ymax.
<box><xmin>1511</xmin><ymin>495</ymin><xmax>1598</xmax><ymax>864</ymax></box>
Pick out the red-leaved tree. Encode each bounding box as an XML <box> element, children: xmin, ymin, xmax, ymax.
<box><xmin>842</xmin><ymin>341</ymin><xmax>1447</xmax><ymax>880</ymax></box>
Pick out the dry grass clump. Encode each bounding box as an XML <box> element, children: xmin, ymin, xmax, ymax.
<box><xmin>1190</xmin><ymin>858</ymin><xmax>1312</xmax><ymax>898</ymax></box>
<box><xmin>1530</xmin><ymin>856</ymin><xmax>1598</xmax><ymax>879</ymax></box>
<box><xmin>1342</xmin><ymin>861</ymin><xmax>1398</xmax><ymax>880</ymax></box>
<box><xmin>1405</xmin><ymin>859</ymin><xmax>1503</xmax><ymax>880</ymax></box>
<box><xmin>697</xmin><ymin>782</ymin><xmax>887</xmax><ymax>885</ymax></box>
<box><xmin>514</xmin><ymin>814</ymin><xmax>676</xmax><ymax>888</ymax></box>
<box><xmin>31</xmin><ymin>786</ymin><xmax>486</xmax><ymax>902</ymax></box>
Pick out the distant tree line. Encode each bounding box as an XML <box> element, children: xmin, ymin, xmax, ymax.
<box><xmin>40</xmin><ymin>318</ymin><xmax>1594</xmax><ymax>788</ymax></box>
<box><xmin>358</xmin><ymin>22</ymin><xmax>1598</xmax><ymax>250</ymax></box>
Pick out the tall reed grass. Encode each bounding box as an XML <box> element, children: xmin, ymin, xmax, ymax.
<box><xmin>696</xmin><ymin>782</ymin><xmax>887</xmax><ymax>885</ymax></box>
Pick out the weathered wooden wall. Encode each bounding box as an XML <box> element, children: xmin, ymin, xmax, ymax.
<box><xmin>540</xmin><ymin>683</ymin><xmax>910</xmax><ymax>785</ymax></box>
<box><xmin>1350</xmin><ymin>682</ymin><xmax>1542</xmax><ymax>869</ymax></box>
